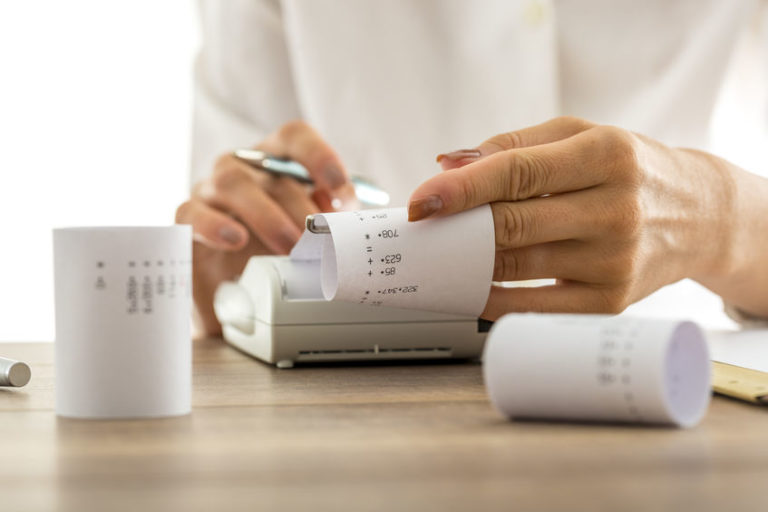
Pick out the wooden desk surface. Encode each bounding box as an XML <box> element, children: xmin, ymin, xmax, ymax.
<box><xmin>1</xmin><ymin>338</ymin><xmax>767</xmax><ymax>512</ymax></box>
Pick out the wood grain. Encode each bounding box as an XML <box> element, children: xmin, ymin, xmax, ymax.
<box><xmin>1</xmin><ymin>338</ymin><xmax>767</xmax><ymax>512</ymax></box>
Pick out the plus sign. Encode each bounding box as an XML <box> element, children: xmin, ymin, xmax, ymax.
<box><xmin>368</xmin><ymin>258</ymin><xmax>373</xmax><ymax>264</ymax></box>
<box><xmin>365</xmin><ymin>234</ymin><xmax>370</xmax><ymax>240</ymax></box>
<box><xmin>368</xmin><ymin>270</ymin><xmax>372</xmax><ymax>276</ymax></box>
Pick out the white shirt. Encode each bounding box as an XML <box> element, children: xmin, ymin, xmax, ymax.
<box><xmin>192</xmin><ymin>0</ymin><xmax>767</xmax><ymax>328</ymax></box>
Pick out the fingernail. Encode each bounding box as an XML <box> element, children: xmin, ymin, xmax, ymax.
<box><xmin>408</xmin><ymin>194</ymin><xmax>443</xmax><ymax>221</ymax></box>
<box><xmin>324</xmin><ymin>164</ymin><xmax>347</xmax><ymax>190</ymax></box>
<box><xmin>436</xmin><ymin>149</ymin><xmax>481</xmax><ymax>163</ymax></box>
<box><xmin>218</xmin><ymin>226</ymin><xmax>243</xmax><ymax>246</ymax></box>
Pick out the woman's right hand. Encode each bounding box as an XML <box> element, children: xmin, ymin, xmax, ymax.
<box><xmin>176</xmin><ymin>121</ymin><xmax>357</xmax><ymax>336</ymax></box>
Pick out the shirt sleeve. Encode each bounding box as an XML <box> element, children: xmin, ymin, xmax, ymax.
<box><xmin>721</xmin><ymin>2</ymin><xmax>768</xmax><ymax>328</ymax></box>
<box><xmin>191</xmin><ymin>0</ymin><xmax>302</xmax><ymax>187</ymax></box>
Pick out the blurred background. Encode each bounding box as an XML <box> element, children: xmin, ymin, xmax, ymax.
<box><xmin>0</xmin><ymin>1</ymin><xmax>198</xmax><ymax>340</ymax></box>
<box><xmin>0</xmin><ymin>1</ymin><xmax>764</xmax><ymax>341</ymax></box>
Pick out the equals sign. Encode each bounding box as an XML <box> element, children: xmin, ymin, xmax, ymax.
<box><xmin>366</xmin><ymin>246</ymin><xmax>372</xmax><ymax>252</ymax></box>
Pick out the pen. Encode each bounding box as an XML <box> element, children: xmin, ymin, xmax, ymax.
<box><xmin>0</xmin><ymin>357</ymin><xmax>31</xmax><ymax>387</ymax></box>
<box><xmin>233</xmin><ymin>149</ymin><xmax>390</xmax><ymax>207</ymax></box>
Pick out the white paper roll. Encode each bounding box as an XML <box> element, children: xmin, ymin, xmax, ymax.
<box><xmin>53</xmin><ymin>226</ymin><xmax>192</xmax><ymax>419</ymax></box>
<box><xmin>483</xmin><ymin>314</ymin><xmax>711</xmax><ymax>427</ymax></box>
<box><xmin>290</xmin><ymin>206</ymin><xmax>495</xmax><ymax>316</ymax></box>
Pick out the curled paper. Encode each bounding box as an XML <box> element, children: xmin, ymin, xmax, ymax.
<box><xmin>290</xmin><ymin>206</ymin><xmax>495</xmax><ymax>316</ymax></box>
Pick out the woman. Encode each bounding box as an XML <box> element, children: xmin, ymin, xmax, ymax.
<box><xmin>177</xmin><ymin>0</ymin><xmax>768</xmax><ymax>335</ymax></box>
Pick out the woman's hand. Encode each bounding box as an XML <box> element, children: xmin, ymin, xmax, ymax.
<box><xmin>176</xmin><ymin>121</ymin><xmax>357</xmax><ymax>335</ymax></box>
<box><xmin>408</xmin><ymin>116</ymin><xmax>768</xmax><ymax>320</ymax></box>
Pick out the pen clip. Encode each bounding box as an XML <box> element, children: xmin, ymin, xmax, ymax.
<box><xmin>232</xmin><ymin>148</ymin><xmax>269</xmax><ymax>167</ymax></box>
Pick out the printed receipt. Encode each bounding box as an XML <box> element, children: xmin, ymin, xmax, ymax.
<box><xmin>290</xmin><ymin>205</ymin><xmax>495</xmax><ymax>316</ymax></box>
<box><xmin>483</xmin><ymin>314</ymin><xmax>712</xmax><ymax>427</ymax></box>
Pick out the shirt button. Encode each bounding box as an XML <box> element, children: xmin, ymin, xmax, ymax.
<box><xmin>524</xmin><ymin>0</ymin><xmax>549</xmax><ymax>26</ymax></box>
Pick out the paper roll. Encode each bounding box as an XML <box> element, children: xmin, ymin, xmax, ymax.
<box><xmin>290</xmin><ymin>206</ymin><xmax>495</xmax><ymax>316</ymax></box>
<box><xmin>483</xmin><ymin>314</ymin><xmax>711</xmax><ymax>427</ymax></box>
<box><xmin>53</xmin><ymin>226</ymin><xmax>192</xmax><ymax>418</ymax></box>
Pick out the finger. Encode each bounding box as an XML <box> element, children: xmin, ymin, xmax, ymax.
<box><xmin>409</xmin><ymin>128</ymin><xmax>615</xmax><ymax>221</ymax></box>
<box><xmin>264</xmin><ymin>175</ymin><xmax>320</xmax><ymax>228</ymax></box>
<box><xmin>493</xmin><ymin>241</ymin><xmax>581</xmax><ymax>281</ymax></box>
<box><xmin>312</xmin><ymin>189</ymin><xmax>334</xmax><ymax>213</ymax></box>
<box><xmin>205</xmin><ymin>159</ymin><xmax>303</xmax><ymax>254</ymax></box>
<box><xmin>492</xmin><ymin>237</ymin><xmax>628</xmax><ymax>284</ymax></box>
<box><xmin>477</xmin><ymin>116</ymin><xmax>596</xmax><ymax>154</ymax></box>
<box><xmin>259</xmin><ymin>120</ymin><xmax>354</xmax><ymax>199</ymax></box>
<box><xmin>436</xmin><ymin>116</ymin><xmax>595</xmax><ymax>170</ymax></box>
<box><xmin>490</xmin><ymin>187</ymin><xmax>613</xmax><ymax>249</ymax></box>
<box><xmin>222</xmin><ymin>187</ymin><xmax>302</xmax><ymax>255</ymax></box>
<box><xmin>481</xmin><ymin>282</ymin><xmax>621</xmax><ymax>320</ymax></box>
<box><xmin>175</xmin><ymin>199</ymin><xmax>249</xmax><ymax>251</ymax></box>
<box><xmin>224</xmin><ymin>153</ymin><xmax>345</xmax><ymax>220</ymax></box>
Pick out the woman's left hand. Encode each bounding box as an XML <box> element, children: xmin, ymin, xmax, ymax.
<box><xmin>407</xmin><ymin>116</ymin><xmax>740</xmax><ymax>320</ymax></box>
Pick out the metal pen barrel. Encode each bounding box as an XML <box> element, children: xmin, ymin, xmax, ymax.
<box><xmin>0</xmin><ymin>357</ymin><xmax>31</xmax><ymax>387</ymax></box>
<box><xmin>233</xmin><ymin>149</ymin><xmax>390</xmax><ymax>207</ymax></box>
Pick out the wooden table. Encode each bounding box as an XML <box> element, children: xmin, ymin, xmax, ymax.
<box><xmin>1</xmin><ymin>338</ymin><xmax>767</xmax><ymax>512</ymax></box>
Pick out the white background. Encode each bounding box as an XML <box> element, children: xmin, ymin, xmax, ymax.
<box><xmin>0</xmin><ymin>2</ymin><xmax>765</xmax><ymax>341</ymax></box>
<box><xmin>0</xmin><ymin>1</ymin><xmax>198</xmax><ymax>340</ymax></box>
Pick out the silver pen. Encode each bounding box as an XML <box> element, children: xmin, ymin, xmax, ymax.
<box><xmin>233</xmin><ymin>149</ymin><xmax>390</xmax><ymax>207</ymax></box>
<box><xmin>0</xmin><ymin>357</ymin><xmax>31</xmax><ymax>387</ymax></box>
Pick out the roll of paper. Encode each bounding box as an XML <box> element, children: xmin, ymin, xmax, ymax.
<box><xmin>290</xmin><ymin>206</ymin><xmax>495</xmax><ymax>316</ymax></box>
<box><xmin>483</xmin><ymin>314</ymin><xmax>711</xmax><ymax>427</ymax></box>
<box><xmin>53</xmin><ymin>226</ymin><xmax>192</xmax><ymax>418</ymax></box>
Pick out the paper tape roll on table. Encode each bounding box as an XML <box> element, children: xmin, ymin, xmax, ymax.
<box><xmin>53</xmin><ymin>226</ymin><xmax>192</xmax><ymax>419</ymax></box>
<box><xmin>483</xmin><ymin>314</ymin><xmax>711</xmax><ymax>427</ymax></box>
